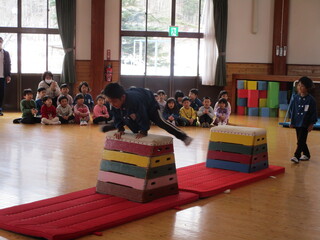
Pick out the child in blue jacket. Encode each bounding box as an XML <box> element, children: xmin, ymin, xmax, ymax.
<box><xmin>103</xmin><ymin>83</ymin><xmax>192</xmax><ymax>146</ymax></box>
<box><xmin>289</xmin><ymin>76</ymin><xmax>317</xmax><ymax>163</ymax></box>
<box><xmin>163</xmin><ymin>97</ymin><xmax>181</xmax><ymax>126</ymax></box>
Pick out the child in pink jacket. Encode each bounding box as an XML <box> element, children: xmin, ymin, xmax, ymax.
<box><xmin>92</xmin><ymin>95</ymin><xmax>109</xmax><ymax>124</ymax></box>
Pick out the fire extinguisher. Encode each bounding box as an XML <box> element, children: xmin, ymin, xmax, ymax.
<box><xmin>105</xmin><ymin>64</ymin><xmax>112</xmax><ymax>82</ymax></box>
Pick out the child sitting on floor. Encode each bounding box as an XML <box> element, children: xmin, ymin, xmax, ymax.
<box><xmin>174</xmin><ymin>90</ymin><xmax>184</xmax><ymax>109</ymax></box>
<box><xmin>92</xmin><ymin>95</ymin><xmax>109</xmax><ymax>124</ymax></box>
<box><xmin>188</xmin><ymin>88</ymin><xmax>203</xmax><ymax>111</ymax></box>
<box><xmin>57</xmin><ymin>84</ymin><xmax>73</xmax><ymax>106</ymax></box>
<box><xmin>41</xmin><ymin>96</ymin><xmax>61</xmax><ymax>125</ymax></box>
<box><xmin>76</xmin><ymin>81</ymin><xmax>94</xmax><ymax>111</ymax></box>
<box><xmin>56</xmin><ymin>95</ymin><xmax>74</xmax><ymax>124</ymax></box>
<box><xmin>35</xmin><ymin>87</ymin><xmax>46</xmax><ymax>117</ymax></box>
<box><xmin>197</xmin><ymin>97</ymin><xmax>215</xmax><ymax>128</ymax></box>
<box><xmin>179</xmin><ymin>96</ymin><xmax>197</xmax><ymax>126</ymax></box>
<box><xmin>74</xmin><ymin>93</ymin><xmax>90</xmax><ymax>126</ymax></box>
<box><xmin>213</xmin><ymin>90</ymin><xmax>231</xmax><ymax>114</ymax></box>
<box><xmin>13</xmin><ymin>89</ymin><xmax>41</xmax><ymax>124</ymax></box>
<box><xmin>157</xmin><ymin>89</ymin><xmax>167</xmax><ymax>113</ymax></box>
<box><xmin>163</xmin><ymin>97</ymin><xmax>180</xmax><ymax>126</ymax></box>
<box><xmin>213</xmin><ymin>98</ymin><xmax>230</xmax><ymax>126</ymax></box>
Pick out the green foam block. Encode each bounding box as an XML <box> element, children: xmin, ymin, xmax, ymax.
<box><xmin>267</xmin><ymin>82</ymin><xmax>279</xmax><ymax>108</ymax></box>
<box><xmin>208</xmin><ymin>141</ymin><xmax>268</xmax><ymax>155</ymax></box>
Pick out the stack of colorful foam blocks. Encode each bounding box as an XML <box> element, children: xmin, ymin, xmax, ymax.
<box><xmin>206</xmin><ymin>125</ymin><xmax>269</xmax><ymax>173</ymax></box>
<box><xmin>237</xmin><ymin>80</ymin><xmax>289</xmax><ymax>117</ymax></box>
<box><xmin>96</xmin><ymin>131</ymin><xmax>179</xmax><ymax>202</ymax></box>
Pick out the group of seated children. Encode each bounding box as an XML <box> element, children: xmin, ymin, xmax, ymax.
<box><xmin>158</xmin><ymin>88</ymin><xmax>231</xmax><ymax>128</ymax></box>
<box><xmin>13</xmin><ymin>71</ymin><xmax>230</xmax><ymax>128</ymax></box>
<box><xmin>13</xmin><ymin>71</ymin><xmax>111</xmax><ymax>126</ymax></box>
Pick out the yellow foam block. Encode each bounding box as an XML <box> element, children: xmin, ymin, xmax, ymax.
<box><xmin>102</xmin><ymin>150</ymin><xmax>175</xmax><ymax>168</ymax></box>
<box><xmin>259</xmin><ymin>98</ymin><xmax>267</xmax><ymax>107</ymax></box>
<box><xmin>210</xmin><ymin>125</ymin><xmax>267</xmax><ymax>146</ymax></box>
<box><xmin>279</xmin><ymin>109</ymin><xmax>286</xmax><ymax>118</ymax></box>
<box><xmin>247</xmin><ymin>81</ymin><xmax>257</xmax><ymax>90</ymax></box>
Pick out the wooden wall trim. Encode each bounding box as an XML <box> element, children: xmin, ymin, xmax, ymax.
<box><xmin>272</xmin><ymin>0</ymin><xmax>289</xmax><ymax>75</ymax></box>
<box><xmin>91</xmin><ymin>0</ymin><xmax>105</xmax><ymax>99</ymax></box>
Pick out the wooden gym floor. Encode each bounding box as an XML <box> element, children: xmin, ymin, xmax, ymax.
<box><xmin>0</xmin><ymin>113</ymin><xmax>320</xmax><ymax>240</ymax></box>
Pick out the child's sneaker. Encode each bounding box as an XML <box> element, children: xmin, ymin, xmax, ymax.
<box><xmin>290</xmin><ymin>157</ymin><xmax>299</xmax><ymax>164</ymax></box>
<box><xmin>80</xmin><ymin>120</ymin><xmax>87</xmax><ymax>126</ymax></box>
<box><xmin>299</xmin><ymin>155</ymin><xmax>310</xmax><ymax>161</ymax></box>
<box><xmin>183</xmin><ymin>136</ymin><xmax>193</xmax><ymax>146</ymax></box>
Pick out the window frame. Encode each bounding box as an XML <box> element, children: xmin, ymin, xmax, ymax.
<box><xmin>0</xmin><ymin>0</ymin><xmax>60</xmax><ymax>74</ymax></box>
<box><xmin>120</xmin><ymin>0</ymin><xmax>204</xmax><ymax>78</ymax></box>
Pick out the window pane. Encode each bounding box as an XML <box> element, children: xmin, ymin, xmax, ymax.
<box><xmin>49</xmin><ymin>0</ymin><xmax>58</xmax><ymax>28</ymax></box>
<box><xmin>0</xmin><ymin>0</ymin><xmax>18</xmax><ymax>27</ymax></box>
<box><xmin>22</xmin><ymin>34</ymin><xmax>46</xmax><ymax>73</ymax></box>
<box><xmin>121</xmin><ymin>0</ymin><xmax>146</xmax><ymax>31</ymax></box>
<box><xmin>176</xmin><ymin>0</ymin><xmax>200</xmax><ymax>32</ymax></box>
<box><xmin>121</xmin><ymin>37</ymin><xmax>146</xmax><ymax>75</ymax></box>
<box><xmin>22</xmin><ymin>0</ymin><xmax>47</xmax><ymax>28</ymax></box>
<box><xmin>174</xmin><ymin>38</ymin><xmax>198</xmax><ymax>76</ymax></box>
<box><xmin>147</xmin><ymin>37</ymin><xmax>170</xmax><ymax>76</ymax></box>
<box><xmin>0</xmin><ymin>33</ymin><xmax>18</xmax><ymax>73</ymax></box>
<box><xmin>147</xmin><ymin>0</ymin><xmax>171</xmax><ymax>31</ymax></box>
<box><xmin>48</xmin><ymin>35</ymin><xmax>64</xmax><ymax>74</ymax></box>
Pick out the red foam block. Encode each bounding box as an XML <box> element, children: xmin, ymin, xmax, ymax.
<box><xmin>247</xmin><ymin>90</ymin><xmax>259</xmax><ymax>108</ymax></box>
<box><xmin>207</xmin><ymin>151</ymin><xmax>268</xmax><ymax>164</ymax></box>
<box><xmin>259</xmin><ymin>90</ymin><xmax>267</xmax><ymax>98</ymax></box>
<box><xmin>177</xmin><ymin>162</ymin><xmax>285</xmax><ymax>198</ymax></box>
<box><xmin>237</xmin><ymin>89</ymin><xmax>248</xmax><ymax>98</ymax></box>
<box><xmin>0</xmin><ymin>188</ymin><xmax>198</xmax><ymax>240</ymax></box>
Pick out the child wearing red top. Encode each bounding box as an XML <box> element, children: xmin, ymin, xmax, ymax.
<box><xmin>41</xmin><ymin>96</ymin><xmax>61</xmax><ymax>125</ymax></box>
<box><xmin>74</xmin><ymin>93</ymin><xmax>90</xmax><ymax>126</ymax></box>
<box><xmin>92</xmin><ymin>95</ymin><xmax>109</xmax><ymax>124</ymax></box>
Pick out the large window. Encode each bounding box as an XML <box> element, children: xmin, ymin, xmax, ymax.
<box><xmin>0</xmin><ymin>0</ymin><xmax>63</xmax><ymax>74</ymax></box>
<box><xmin>121</xmin><ymin>0</ymin><xmax>203</xmax><ymax>77</ymax></box>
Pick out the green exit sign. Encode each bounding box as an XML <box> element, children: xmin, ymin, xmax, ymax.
<box><xmin>169</xmin><ymin>26</ymin><xmax>179</xmax><ymax>37</ymax></box>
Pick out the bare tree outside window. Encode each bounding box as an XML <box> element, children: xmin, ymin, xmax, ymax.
<box><xmin>121</xmin><ymin>0</ymin><xmax>204</xmax><ymax>77</ymax></box>
<box><xmin>0</xmin><ymin>0</ymin><xmax>63</xmax><ymax>74</ymax></box>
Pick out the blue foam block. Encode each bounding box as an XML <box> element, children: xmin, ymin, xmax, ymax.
<box><xmin>237</xmin><ymin>80</ymin><xmax>246</xmax><ymax>89</ymax></box>
<box><xmin>279</xmin><ymin>91</ymin><xmax>288</xmax><ymax>104</ymax></box>
<box><xmin>206</xmin><ymin>159</ymin><xmax>269</xmax><ymax>173</ymax></box>
<box><xmin>257</xmin><ymin>81</ymin><xmax>267</xmax><ymax>90</ymax></box>
<box><xmin>248</xmin><ymin>107</ymin><xmax>259</xmax><ymax>116</ymax></box>
<box><xmin>237</xmin><ymin>98</ymin><xmax>247</xmax><ymax>107</ymax></box>
<box><xmin>260</xmin><ymin>107</ymin><xmax>270</xmax><ymax>117</ymax></box>
<box><xmin>279</xmin><ymin>104</ymin><xmax>288</xmax><ymax>111</ymax></box>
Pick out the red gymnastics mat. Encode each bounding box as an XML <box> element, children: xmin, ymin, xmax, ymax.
<box><xmin>177</xmin><ymin>163</ymin><xmax>285</xmax><ymax>198</ymax></box>
<box><xmin>0</xmin><ymin>188</ymin><xmax>198</xmax><ymax>240</ymax></box>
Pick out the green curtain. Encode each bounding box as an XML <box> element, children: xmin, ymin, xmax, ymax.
<box><xmin>56</xmin><ymin>0</ymin><xmax>76</xmax><ymax>83</ymax></box>
<box><xmin>213</xmin><ymin>0</ymin><xmax>228</xmax><ymax>86</ymax></box>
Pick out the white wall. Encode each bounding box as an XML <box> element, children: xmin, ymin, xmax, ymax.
<box><xmin>76</xmin><ymin>0</ymin><xmax>91</xmax><ymax>60</ymax></box>
<box><xmin>287</xmin><ymin>0</ymin><xmax>320</xmax><ymax>64</ymax></box>
<box><xmin>75</xmin><ymin>0</ymin><xmax>120</xmax><ymax>60</ymax></box>
<box><xmin>105</xmin><ymin>0</ymin><xmax>120</xmax><ymax>60</ymax></box>
<box><xmin>226</xmin><ymin>0</ymin><xmax>274</xmax><ymax>63</ymax></box>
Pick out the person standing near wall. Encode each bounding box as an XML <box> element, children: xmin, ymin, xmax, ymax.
<box><xmin>0</xmin><ymin>37</ymin><xmax>11</xmax><ymax>116</ymax></box>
